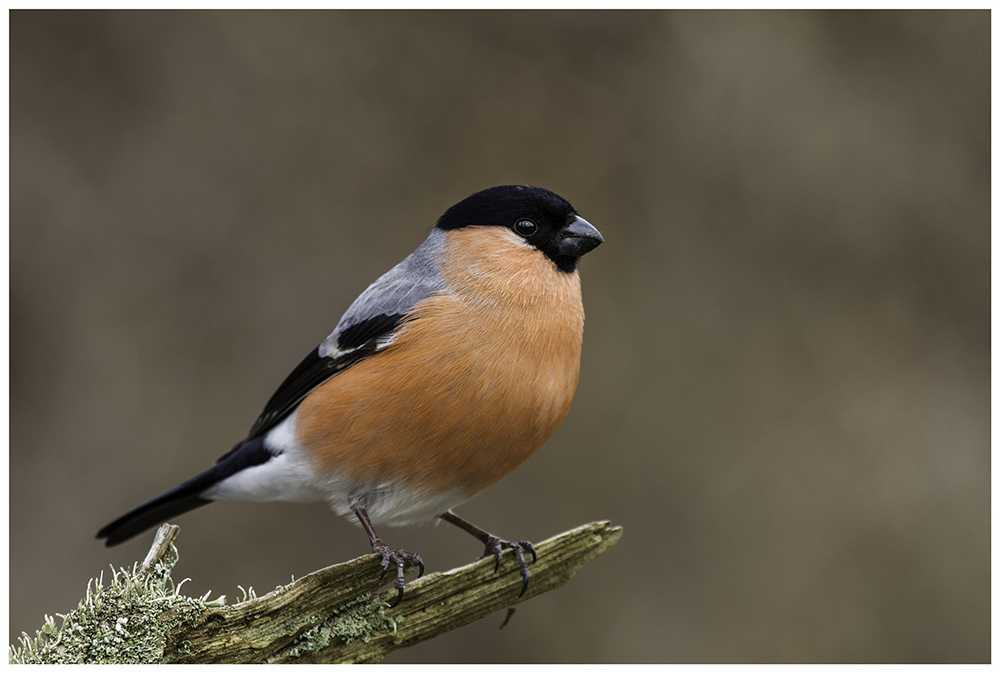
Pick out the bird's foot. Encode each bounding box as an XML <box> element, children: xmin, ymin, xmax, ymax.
<box><xmin>479</xmin><ymin>536</ymin><xmax>536</xmax><ymax>597</ymax></box>
<box><xmin>370</xmin><ymin>540</ymin><xmax>424</xmax><ymax>607</ymax></box>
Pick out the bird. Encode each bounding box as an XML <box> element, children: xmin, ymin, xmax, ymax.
<box><xmin>97</xmin><ymin>185</ymin><xmax>603</xmax><ymax>605</ymax></box>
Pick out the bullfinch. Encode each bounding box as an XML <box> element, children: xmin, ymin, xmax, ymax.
<box><xmin>97</xmin><ymin>185</ymin><xmax>603</xmax><ymax>605</ymax></box>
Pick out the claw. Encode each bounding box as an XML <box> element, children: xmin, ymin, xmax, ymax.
<box><xmin>370</xmin><ymin>539</ymin><xmax>423</xmax><ymax>607</ymax></box>
<box><xmin>438</xmin><ymin>510</ymin><xmax>538</xmax><ymax>597</ymax></box>
<box><xmin>354</xmin><ymin>505</ymin><xmax>424</xmax><ymax>607</ymax></box>
<box><xmin>479</xmin><ymin>535</ymin><xmax>536</xmax><ymax>597</ymax></box>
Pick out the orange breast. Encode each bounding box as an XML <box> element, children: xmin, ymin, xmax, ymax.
<box><xmin>295</xmin><ymin>227</ymin><xmax>585</xmax><ymax>498</ymax></box>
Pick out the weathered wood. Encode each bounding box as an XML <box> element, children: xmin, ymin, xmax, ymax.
<box><xmin>11</xmin><ymin>521</ymin><xmax>622</xmax><ymax>664</ymax></box>
<box><xmin>138</xmin><ymin>524</ymin><xmax>180</xmax><ymax>576</ymax></box>
<box><xmin>165</xmin><ymin>520</ymin><xmax>623</xmax><ymax>663</ymax></box>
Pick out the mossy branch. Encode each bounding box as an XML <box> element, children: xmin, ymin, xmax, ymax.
<box><xmin>11</xmin><ymin>520</ymin><xmax>622</xmax><ymax>664</ymax></box>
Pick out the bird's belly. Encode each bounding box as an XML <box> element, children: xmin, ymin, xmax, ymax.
<box><xmin>295</xmin><ymin>290</ymin><xmax>583</xmax><ymax>520</ymax></box>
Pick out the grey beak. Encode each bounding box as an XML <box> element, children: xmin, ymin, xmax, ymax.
<box><xmin>557</xmin><ymin>215</ymin><xmax>604</xmax><ymax>258</ymax></box>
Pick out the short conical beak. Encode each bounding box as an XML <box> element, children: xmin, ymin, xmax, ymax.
<box><xmin>557</xmin><ymin>215</ymin><xmax>603</xmax><ymax>258</ymax></box>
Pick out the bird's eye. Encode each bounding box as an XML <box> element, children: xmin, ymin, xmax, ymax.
<box><xmin>514</xmin><ymin>219</ymin><xmax>538</xmax><ymax>237</ymax></box>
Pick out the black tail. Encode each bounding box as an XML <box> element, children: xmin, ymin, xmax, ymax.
<box><xmin>96</xmin><ymin>437</ymin><xmax>273</xmax><ymax>546</ymax></box>
<box><xmin>96</xmin><ymin>475</ymin><xmax>216</xmax><ymax>546</ymax></box>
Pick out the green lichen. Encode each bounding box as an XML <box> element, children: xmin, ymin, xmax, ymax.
<box><xmin>9</xmin><ymin>544</ymin><xmax>208</xmax><ymax>664</ymax></box>
<box><xmin>283</xmin><ymin>593</ymin><xmax>401</xmax><ymax>659</ymax></box>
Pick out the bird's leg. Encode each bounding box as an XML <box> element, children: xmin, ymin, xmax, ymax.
<box><xmin>438</xmin><ymin>510</ymin><xmax>536</xmax><ymax>597</ymax></box>
<box><xmin>352</xmin><ymin>505</ymin><xmax>424</xmax><ymax>607</ymax></box>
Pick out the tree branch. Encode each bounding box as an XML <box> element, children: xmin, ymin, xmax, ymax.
<box><xmin>11</xmin><ymin>521</ymin><xmax>622</xmax><ymax>664</ymax></box>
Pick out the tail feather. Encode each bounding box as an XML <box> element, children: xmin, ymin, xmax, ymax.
<box><xmin>97</xmin><ymin>490</ymin><xmax>213</xmax><ymax>547</ymax></box>
<box><xmin>96</xmin><ymin>437</ymin><xmax>273</xmax><ymax>546</ymax></box>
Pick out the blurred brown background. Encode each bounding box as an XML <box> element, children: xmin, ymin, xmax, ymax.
<box><xmin>10</xmin><ymin>10</ymin><xmax>989</xmax><ymax>663</ymax></box>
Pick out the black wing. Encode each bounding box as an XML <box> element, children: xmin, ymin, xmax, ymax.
<box><xmin>97</xmin><ymin>314</ymin><xmax>412</xmax><ymax>546</ymax></box>
<box><xmin>237</xmin><ymin>313</ymin><xmax>407</xmax><ymax>449</ymax></box>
